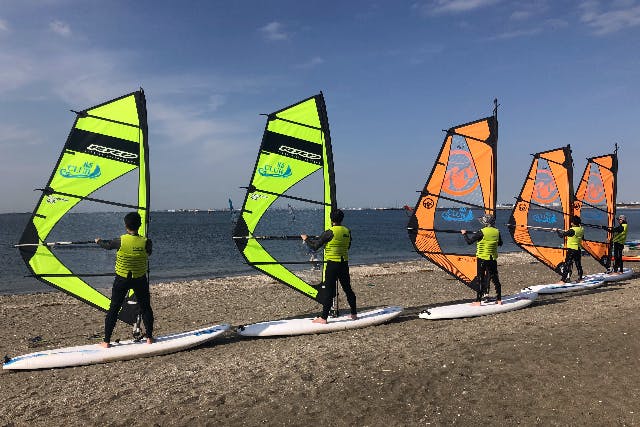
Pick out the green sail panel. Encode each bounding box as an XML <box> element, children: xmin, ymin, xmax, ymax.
<box><xmin>233</xmin><ymin>93</ymin><xmax>336</xmax><ymax>303</ymax></box>
<box><xmin>18</xmin><ymin>90</ymin><xmax>149</xmax><ymax>321</ymax></box>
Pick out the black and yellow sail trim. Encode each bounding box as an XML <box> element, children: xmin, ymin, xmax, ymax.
<box><xmin>18</xmin><ymin>90</ymin><xmax>149</xmax><ymax>321</ymax></box>
<box><xmin>233</xmin><ymin>93</ymin><xmax>335</xmax><ymax>303</ymax></box>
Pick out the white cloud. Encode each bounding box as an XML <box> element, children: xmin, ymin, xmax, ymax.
<box><xmin>0</xmin><ymin>18</ymin><xmax>9</xmax><ymax>32</ymax></box>
<box><xmin>49</xmin><ymin>20</ymin><xmax>71</xmax><ymax>37</ymax></box>
<box><xmin>414</xmin><ymin>0</ymin><xmax>502</xmax><ymax>15</ymax></box>
<box><xmin>0</xmin><ymin>123</ymin><xmax>43</xmax><ymax>146</ymax></box>
<box><xmin>0</xmin><ymin>52</ymin><xmax>36</xmax><ymax>93</ymax></box>
<box><xmin>295</xmin><ymin>57</ymin><xmax>324</xmax><ymax>69</ymax></box>
<box><xmin>259</xmin><ymin>21</ymin><xmax>288</xmax><ymax>41</ymax></box>
<box><xmin>579</xmin><ymin>1</ymin><xmax>640</xmax><ymax>35</ymax></box>
<box><xmin>485</xmin><ymin>18</ymin><xmax>568</xmax><ymax>40</ymax></box>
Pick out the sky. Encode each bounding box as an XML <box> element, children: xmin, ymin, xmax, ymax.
<box><xmin>1</xmin><ymin>0</ymin><xmax>639</xmax><ymax>213</ymax></box>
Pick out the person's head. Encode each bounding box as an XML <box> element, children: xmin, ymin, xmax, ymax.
<box><xmin>618</xmin><ymin>214</ymin><xmax>627</xmax><ymax>223</ymax></box>
<box><xmin>330</xmin><ymin>209</ymin><xmax>344</xmax><ymax>224</ymax></box>
<box><xmin>572</xmin><ymin>215</ymin><xmax>581</xmax><ymax>226</ymax></box>
<box><xmin>479</xmin><ymin>214</ymin><xmax>495</xmax><ymax>227</ymax></box>
<box><xmin>124</xmin><ymin>212</ymin><xmax>142</xmax><ymax>231</ymax></box>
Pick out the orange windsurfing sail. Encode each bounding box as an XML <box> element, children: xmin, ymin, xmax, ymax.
<box><xmin>508</xmin><ymin>146</ymin><xmax>574</xmax><ymax>276</ymax></box>
<box><xmin>407</xmin><ymin>101</ymin><xmax>498</xmax><ymax>291</ymax></box>
<box><xmin>573</xmin><ymin>146</ymin><xmax>618</xmax><ymax>268</ymax></box>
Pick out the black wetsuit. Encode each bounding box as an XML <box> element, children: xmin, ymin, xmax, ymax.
<box><xmin>305</xmin><ymin>229</ymin><xmax>357</xmax><ymax>319</ymax></box>
<box><xmin>610</xmin><ymin>223</ymin><xmax>626</xmax><ymax>272</ymax></box>
<box><xmin>97</xmin><ymin>237</ymin><xmax>154</xmax><ymax>342</ymax></box>
<box><xmin>463</xmin><ymin>230</ymin><xmax>503</xmax><ymax>302</ymax></box>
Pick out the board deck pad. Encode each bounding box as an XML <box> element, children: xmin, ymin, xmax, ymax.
<box><xmin>418</xmin><ymin>291</ymin><xmax>538</xmax><ymax>320</ymax></box>
<box><xmin>237</xmin><ymin>306</ymin><xmax>403</xmax><ymax>337</ymax></box>
<box><xmin>3</xmin><ymin>323</ymin><xmax>231</xmax><ymax>370</ymax></box>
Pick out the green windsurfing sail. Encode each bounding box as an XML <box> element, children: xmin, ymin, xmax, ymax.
<box><xmin>17</xmin><ymin>90</ymin><xmax>149</xmax><ymax>323</ymax></box>
<box><xmin>233</xmin><ymin>93</ymin><xmax>336</xmax><ymax>303</ymax></box>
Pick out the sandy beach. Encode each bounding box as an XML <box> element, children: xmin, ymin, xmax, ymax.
<box><xmin>1</xmin><ymin>252</ymin><xmax>639</xmax><ymax>426</ymax></box>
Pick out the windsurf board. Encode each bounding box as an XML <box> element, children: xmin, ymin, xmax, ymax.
<box><xmin>237</xmin><ymin>306</ymin><xmax>402</xmax><ymax>337</ymax></box>
<box><xmin>3</xmin><ymin>323</ymin><xmax>230</xmax><ymax>370</ymax></box>
<box><xmin>418</xmin><ymin>291</ymin><xmax>538</xmax><ymax>320</ymax></box>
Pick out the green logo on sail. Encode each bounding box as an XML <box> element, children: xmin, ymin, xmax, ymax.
<box><xmin>258</xmin><ymin>162</ymin><xmax>292</xmax><ymax>178</ymax></box>
<box><xmin>59</xmin><ymin>162</ymin><xmax>102</xmax><ymax>179</ymax></box>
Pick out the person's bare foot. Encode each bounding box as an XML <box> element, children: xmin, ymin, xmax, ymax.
<box><xmin>99</xmin><ymin>341</ymin><xmax>111</xmax><ymax>348</ymax></box>
<box><xmin>312</xmin><ymin>317</ymin><xmax>327</xmax><ymax>324</ymax></box>
<box><xmin>471</xmin><ymin>301</ymin><xmax>481</xmax><ymax>306</ymax></box>
<box><xmin>496</xmin><ymin>300</ymin><xmax>503</xmax><ymax>305</ymax></box>
<box><xmin>146</xmin><ymin>337</ymin><xmax>155</xmax><ymax>344</ymax></box>
<box><xmin>350</xmin><ymin>314</ymin><xmax>357</xmax><ymax>320</ymax></box>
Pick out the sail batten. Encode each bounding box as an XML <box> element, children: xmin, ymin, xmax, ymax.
<box><xmin>17</xmin><ymin>90</ymin><xmax>149</xmax><ymax>323</ymax></box>
<box><xmin>408</xmin><ymin>107</ymin><xmax>498</xmax><ymax>291</ymax></box>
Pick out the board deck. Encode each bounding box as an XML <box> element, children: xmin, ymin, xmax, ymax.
<box><xmin>237</xmin><ymin>306</ymin><xmax>403</xmax><ymax>337</ymax></box>
<box><xmin>524</xmin><ymin>277</ymin><xmax>605</xmax><ymax>294</ymax></box>
<box><xmin>418</xmin><ymin>291</ymin><xmax>538</xmax><ymax>320</ymax></box>
<box><xmin>3</xmin><ymin>323</ymin><xmax>231</xmax><ymax>370</ymax></box>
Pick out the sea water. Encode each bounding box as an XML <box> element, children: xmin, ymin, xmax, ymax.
<box><xmin>1</xmin><ymin>209</ymin><xmax>638</xmax><ymax>295</ymax></box>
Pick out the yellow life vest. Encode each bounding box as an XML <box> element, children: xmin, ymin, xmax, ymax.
<box><xmin>613</xmin><ymin>223</ymin><xmax>628</xmax><ymax>244</ymax></box>
<box><xmin>476</xmin><ymin>226</ymin><xmax>499</xmax><ymax>260</ymax></box>
<box><xmin>115</xmin><ymin>234</ymin><xmax>148</xmax><ymax>278</ymax></box>
<box><xmin>324</xmin><ymin>225</ymin><xmax>350</xmax><ymax>262</ymax></box>
<box><xmin>566</xmin><ymin>226</ymin><xmax>584</xmax><ymax>250</ymax></box>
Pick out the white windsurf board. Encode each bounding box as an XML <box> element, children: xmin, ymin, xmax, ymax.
<box><xmin>418</xmin><ymin>291</ymin><xmax>538</xmax><ymax>320</ymax></box>
<box><xmin>582</xmin><ymin>268</ymin><xmax>633</xmax><ymax>282</ymax></box>
<box><xmin>237</xmin><ymin>306</ymin><xmax>403</xmax><ymax>337</ymax></box>
<box><xmin>3</xmin><ymin>323</ymin><xmax>230</xmax><ymax>370</ymax></box>
<box><xmin>523</xmin><ymin>277</ymin><xmax>605</xmax><ymax>294</ymax></box>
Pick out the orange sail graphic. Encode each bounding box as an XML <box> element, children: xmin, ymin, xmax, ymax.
<box><xmin>408</xmin><ymin>101</ymin><xmax>498</xmax><ymax>291</ymax></box>
<box><xmin>508</xmin><ymin>146</ymin><xmax>573</xmax><ymax>275</ymax></box>
<box><xmin>574</xmin><ymin>148</ymin><xmax>618</xmax><ymax>268</ymax></box>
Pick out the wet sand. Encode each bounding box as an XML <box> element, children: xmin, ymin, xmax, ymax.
<box><xmin>1</xmin><ymin>253</ymin><xmax>639</xmax><ymax>426</ymax></box>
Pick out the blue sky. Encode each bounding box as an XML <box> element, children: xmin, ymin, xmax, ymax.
<box><xmin>1</xmin><ymin>0</ymin><xmax>639</xmax><ymax>213</ymax></box>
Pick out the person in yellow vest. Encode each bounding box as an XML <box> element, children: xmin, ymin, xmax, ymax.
<box><xmin>301</xmin><ymin>209</ymin><xmax>357</xmax><ymax>324</ymax></box>
<box><xmin>461</xmin><ymin>214</ymin><xmax>503</xmax><ymax>306</ymax></box>
<box><xmin>609</xmin><ymin>214</ymin><xmax>628</xmax><ymax>274</ymax></box>
<box><xmin>555</xmin><ymin>215</ymin><xmax>584</xmax><ymax>282</ymax></box>
<box><xmin>95</xmin><ymin>212</ymin><xmax>154</xmax><ymax>348</ymax></box>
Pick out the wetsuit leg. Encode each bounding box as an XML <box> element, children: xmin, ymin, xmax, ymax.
<box><xmin>488</xmin><ymin>260</ymin><xmax>501</xmax><ymax>301</ymax></box>
<box><xmin>131</xmin><ymin>275</ymin><xmax>154</xmax><ymax>338</ymax></box>
<box><xmin>337</xmin><ymin>261</ymin><xmax>356</xmax><ymax>315</ymax></box>
<box><xmin>613</xmin><ymin>242</ymin><xmax>624</xmax><ymax>272</ymax></box>
<box><xmin>321</xmin><ymin>261</ymin><xmax>339</xmax><ymax>319</ymax></box>
<box><xmin>104</xmin><ymin>276</ymin><xmax>130</xmax><ymax>342</ymax></box>
<box><xmin>476</xmin><ymin>260</ymin><xmax>489</xmax><ymax>302</ymax></box>
<box><xmin>561</xmin><ymin>251</ymin><xmax>573</xmax><ymax>282</ymax></box>
<box><xmin>574</xmin><ymin>250</ymin><xmax>583</xmax><ymax>280</ymax></box>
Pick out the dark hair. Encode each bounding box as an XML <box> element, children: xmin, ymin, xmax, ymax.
<box><xmin>330</xmin><ymin>209</ymin><xmax>344</xmax><ymax>223</ymax></box>
<box><xmin>124</xmin><ymin>212</ymin><xmax>142</xmax><ymax>230</ymax></box>
<box><xmin>572</xmin><ymin>215</ymin><xmax>581</xmax><ymax>225</ymax></box>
